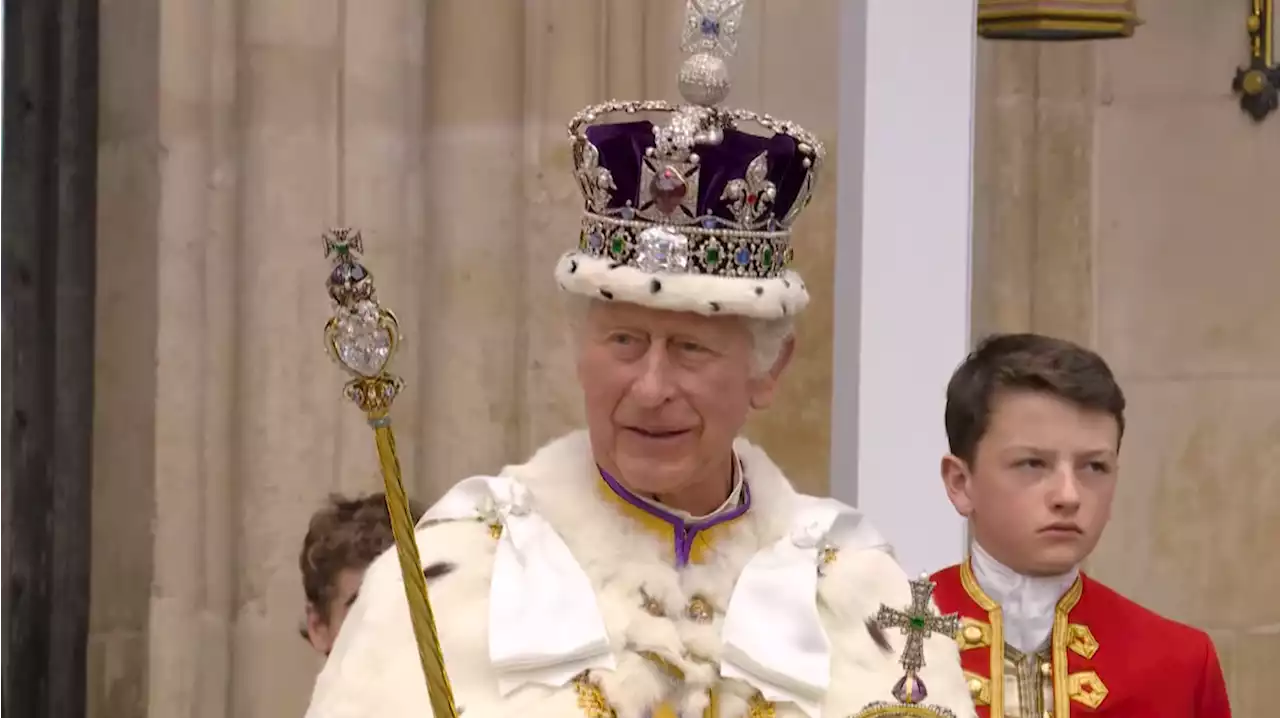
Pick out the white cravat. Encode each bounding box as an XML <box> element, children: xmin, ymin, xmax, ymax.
<box><xmin>969</xmin><ymin>542</ymin><xmax>1078</xmax><ymax>654</ymax></box>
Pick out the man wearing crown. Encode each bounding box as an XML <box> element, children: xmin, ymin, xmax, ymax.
<box><xmin>930</xmin><ymin>334</ymin><xmax>1231</xmax><ymax>718</ymax></box>
<box><xmin>305</xmin><ymin>3</ymin><xmax>975</xmax><ymax>717</ymax></box>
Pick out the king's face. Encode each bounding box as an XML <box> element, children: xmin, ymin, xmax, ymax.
<box><xmin>574</xmin><ymin>300</ymin><xmax>774</xmax><ymax>512</ymax></box>
<box><xmin>961</xmin><ymin>389</ymin><xmax>1120</xmax><ymax>576</ymax></box>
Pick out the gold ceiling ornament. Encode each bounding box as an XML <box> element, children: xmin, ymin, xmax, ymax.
<box><xmin>977</xmin><ymin>0</ymin><xmax>1142</xmax><ymax>41</ymax></box>
<box><xmin>321</xmin><ymin>228</ymin><xmax>459</xmax><ymax>718</ymax></box>
<box><xmin>1232</xmin><ymin>0</ymin><xmax>1279</xmax><ymax>121</ymax></box>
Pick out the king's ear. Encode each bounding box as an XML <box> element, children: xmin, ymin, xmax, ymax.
<box><xmin>749</xmin><ymin>335</ymin><xmax>795</xmax><ymax>410</ymax></box>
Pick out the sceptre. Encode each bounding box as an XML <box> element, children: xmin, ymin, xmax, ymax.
<box><xmin>321</xmin><ymin>227</ymin><xmax>459</xmax><ymax>718</ymax></box>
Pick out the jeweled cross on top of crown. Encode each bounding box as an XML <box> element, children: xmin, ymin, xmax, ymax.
<box><xmin>682</xmin><ymin>0</ymin><xmax>746</xmax><ymax>57</ymax></box>
<box><xmin>874</xmin><ymin>574</ymin><xmax>960</xmax><ymax>674</ymax></box>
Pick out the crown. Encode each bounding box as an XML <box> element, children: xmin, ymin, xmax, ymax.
<box><xmin>554</xmin><ymin>0</ymin><xmax>825</xmax><ymax>320</ymax></box>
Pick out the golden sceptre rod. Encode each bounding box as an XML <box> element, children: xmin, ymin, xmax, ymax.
<box><xmin>321</xmin><ymin>227</ymin><xmax>459</xmax><ymax>718</ymax></box>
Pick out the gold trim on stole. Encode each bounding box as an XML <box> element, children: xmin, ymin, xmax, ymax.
<box><xmin>959</xmin><ymin>560</ymin><xmax>1005</xmax><ymax>718</ymax></box>
<box><xmin>1050</xmin><ymin>577</ymin><xmax>1085</xmax><ymax>717</ymax></box>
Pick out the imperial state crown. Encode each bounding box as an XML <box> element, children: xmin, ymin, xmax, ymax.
<box><xmin>554</xmin><ymin>0</ymin><xmax>824</xmax><ymax>320</ymax></box>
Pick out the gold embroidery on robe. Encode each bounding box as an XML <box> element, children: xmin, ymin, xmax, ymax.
<box><xmin>573</xmin><ymin>675</ymin><xmax>616</xmax><ymax>718</ymax></box>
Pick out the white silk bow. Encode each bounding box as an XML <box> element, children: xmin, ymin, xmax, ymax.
<box><xmin>421</xmin><ymin>475</ymin><xmax>616</xmax><ymax>697</ymax></box>
<box><xmin>721</xmin><ymin>497</ymin><xmax>889</xmax><ymax>717</ymax></box>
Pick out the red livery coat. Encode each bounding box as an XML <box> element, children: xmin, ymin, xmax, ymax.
<box><xmin>930</xmin><ymin>562</ymin><xmax>1231</xmax><ymax>718</ymax></box>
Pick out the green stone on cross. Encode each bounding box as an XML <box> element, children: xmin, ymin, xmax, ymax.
<box><xmin>873</xmin><ymin>574</ymin><xmax>961</xmax><ymax>675</ymax></box>
<box><xmin>322</xmin><ymin>227</ymin><xmax>364</xmax><ymax>262</ymax></box>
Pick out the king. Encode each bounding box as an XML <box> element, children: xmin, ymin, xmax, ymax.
<box><xmin>305</xmin><ymin>2</ymin><xmax>974</xmax><ymax>717</ymax></box>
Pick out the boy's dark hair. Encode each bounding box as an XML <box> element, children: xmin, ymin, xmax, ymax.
<box><xmin>299</xmin><ymin>492</ymin><xmax>425</xmax><ymax>622</ymax></box>
<box><xmin>944</xmin><ymin>333</ymin><xmax>1126</xmax><ymax>463</ymax></box>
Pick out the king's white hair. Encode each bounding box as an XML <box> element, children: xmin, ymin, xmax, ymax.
<box><xmin>563</xmin><ymin>295</ymin><xmax>794</xmax><ymax>376</ymax></box>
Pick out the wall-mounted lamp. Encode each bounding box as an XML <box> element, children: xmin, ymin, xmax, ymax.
<box><xmin>1232</xmin><ymin>0</ymin><xmax>1279</xmax><ymax>120</ymax></box>
<box><xmin>977</xmin><ymin>1</ymin><xmax>1141</xmax><ymax>41</ymax></box>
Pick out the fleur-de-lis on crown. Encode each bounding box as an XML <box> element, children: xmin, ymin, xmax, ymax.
<box><xmin>720</xmin><ymin>151</ymin><xmax>776</xmax><ymax>227</ymax></box>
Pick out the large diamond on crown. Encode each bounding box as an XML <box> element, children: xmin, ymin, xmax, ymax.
<box><xmin>635</xmin><ymin>227</ymin><xmax>691</xmax><ymax>274</ymax></box>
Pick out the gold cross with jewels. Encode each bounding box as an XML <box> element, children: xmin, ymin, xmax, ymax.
<box><xmin>874</xmin><ymin>575</ymin><xmax>959</xmax><ymax>675</ymax></box>
<box><xmin>850</xmin><ymin>576</ymin><xmax>961</xmax><ymax>717</ymax></box>
<box><xmin>875</xmin><ymin>573</ymin><xmax>957</xmax><ymax>675</ymax></box>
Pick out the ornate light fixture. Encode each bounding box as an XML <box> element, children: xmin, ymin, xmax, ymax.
<box><xmin>977</xmin><ymin>1</ymin><xmax>1141</xmax><ymax>41</ymax></box>
<box><xmin>1232</xmin><ymin>0</ymin><xmax>1279</xmax><ymax>121</ymax></box>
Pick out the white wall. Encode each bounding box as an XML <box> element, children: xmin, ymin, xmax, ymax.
<box><xmin>830</xmin><ymin>0</ymin><xmax>976</xmax><ymax>577</ymax></box>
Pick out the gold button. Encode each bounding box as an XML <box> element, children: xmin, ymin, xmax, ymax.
<box><xmin>686</xmin><ymin>595</ymin><xmax>714</xmax><ymax>623</ymax></box>
<box><xmin>967</xmin><ymin>678</ymin><xmax>983</xmax><ymax>697</ymax></box>
<box><xmin>1040</xmin><ymin>661</ymin><xmax>1052</xmax><ymax>676</ymax></box>
<box><xmin>963</xmin><ymin>625</ymin><xmax>983</xmax><ymax>642</ymax></box>
<box><xmin>643</xmin><ymin>597</ymin><xmax>665</xmax><ymax>617</ymax></box>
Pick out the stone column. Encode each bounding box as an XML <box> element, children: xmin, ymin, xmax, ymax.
<box><xmin>970</xmin><ymin>40</ymin><xmax>1097</xmax><ymax>344</ymax></box>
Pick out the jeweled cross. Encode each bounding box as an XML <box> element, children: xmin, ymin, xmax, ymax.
<box><xmin>873</xmin><ymin>575</ymin><xmax>960</xmax><ymax>674</ymax></box>
<box><xmin>323</xmin><ymin>227</ymin><xmax>365</xmax><ymax>263</ymax></box>
<box><xmin>681</xmin><ymin>0</ymin><xmax>746</xmax><ymax>57</ymax></box>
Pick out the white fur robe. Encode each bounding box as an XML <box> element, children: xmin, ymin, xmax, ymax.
<box><xmin>305</xmin><ymin>431</ymin><xmax>974</xmax><ymax>718</ymax></box>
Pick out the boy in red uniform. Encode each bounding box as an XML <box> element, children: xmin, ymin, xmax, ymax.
<box><xmin>930</xmin><ymin>333</ymin><xmax>1231</xmax><ymax>718</ymax></box>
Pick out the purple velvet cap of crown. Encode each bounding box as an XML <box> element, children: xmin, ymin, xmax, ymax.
<box><xmin>584</xmin><ymin>121</ymin><xmax>811</xmax><ymax>226</ymax></box>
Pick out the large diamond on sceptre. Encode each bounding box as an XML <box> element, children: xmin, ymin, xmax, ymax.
<box><xmin>319</xmin><ymin>227</ymin><xmax>459</xmax><ymax>718</ymax></box>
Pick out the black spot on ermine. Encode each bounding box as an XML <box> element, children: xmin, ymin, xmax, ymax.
<box><xmin>424</xmin><ymin>562</ymin><xmax>457</xmax><ymax>582</ymax></box>
<box><xmin>600</xmin><ymin>289</ymin><xmax>615</xmax><ymax>300</ymax></box>
<box><xmin>866</xmin><ymin>619</ymin><xmax>891</xmax><ymax>652</ymax></box>
<box><xmin>650</xmin><ymin>279</ymin><xmax>662</xmax><ymax>293</ymax></box>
